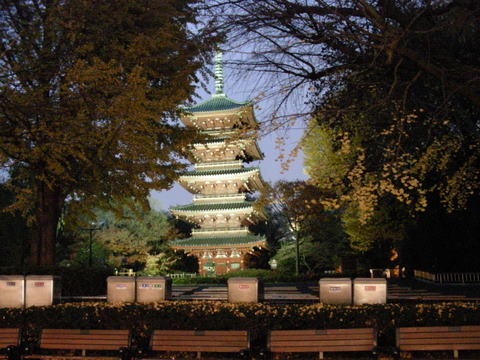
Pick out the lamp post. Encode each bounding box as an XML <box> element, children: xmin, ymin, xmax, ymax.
<box><xmin>289</xmin><ymin>221</ymin><xmax>300</xmax><ymax>276</ymax></box>
<box><xmin>83</xmin><ymin>222</ymin><xmax>103</xmax><ymax>267</ymax></box>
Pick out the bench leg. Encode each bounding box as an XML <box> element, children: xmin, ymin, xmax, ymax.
<box><xmin>196</xmin><ymin>351</ymin><xmax>201</xmax><ymax>359</ymax></box>
<box><xmin>319</xmin><ymin>351</ymin><xmax>324</xmax><ymax>359</ymax></box>
<box><xmin>453</xmin><ymin>350</ymin><xmax>459</xmax><ymax>359</ymax></box>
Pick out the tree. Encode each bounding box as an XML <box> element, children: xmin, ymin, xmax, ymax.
<box><xmin>259</xmin><ymin>180</ymin><xmax>347</xmax><ymax>274</ymax></box>
<box><xmin>0</xmin><ymin>181</ymin><xmax>30</xmax><ymax>268</ymax></box>
<box><xmin>302</xmin><ymin>103</ymin><xmax>480</xmax><ymax>272</ymax></box>
<box><xmin>0</xmin><ymin>0</ymin><xmax>218</xmax><ymax>265</ymax></box>
<box><xmin>207</xmin><ymin>0</ymin><xmax>480</xmax><ymax>218</ymax></box>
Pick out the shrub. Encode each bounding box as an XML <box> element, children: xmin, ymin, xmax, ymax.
<box><xmin>1</xmin><ymin>301</ymin><xmax>478</xmax><ymax>351</ymax></box>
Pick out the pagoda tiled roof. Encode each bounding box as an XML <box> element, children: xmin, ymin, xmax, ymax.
<box><xmin>170</xmin><ymin>234</ymin><xmax>265</xmax><ymax>247</ymax></box>
<box><xmin>183</xmin><ymin>95</ymin><xmax>250</xmax><ymax>113</ymax></box>
<box><xmin>181</xmin><ymin>167</ymin><xmax>259</xmax><ymax>177</ymax></box>
<box><xmin>171</xmin><ymin>201</ymin><xmax>254</xmax><ymax>212</ymax></box>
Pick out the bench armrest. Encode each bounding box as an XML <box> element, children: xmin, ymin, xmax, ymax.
<box><xmin>118</xmin><ymin>346</ymin><xmax>132</xmax><ymax>360</ymax></box>
<box><xmin>5</xmin><ymin>346</ymin><xmax>21</xmax><ymax>360</ymax></box>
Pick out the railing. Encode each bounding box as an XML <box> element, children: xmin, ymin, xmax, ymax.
<box><xmin>414</xmin><ymin>270</ymin><xmax>436</xmax><ymax>282</ymax></box>
<box><xmin>192</xmin><ymin>227</ymin><xmax>247</xmax><ymax>234</ymax></box>
<box><xmin>193</xmin><ymin>193</ymin><xmax>245</xmax><ymax>200</ymax></box>
<box><xmin>115</xmin><ymin>269</ymin><xmax>136</xmax><ymax>276</ymax></box>
<box><xmin>195</xmin><ymin>160</ymin><xmax>243</xmax><ymax>169</ymax></box>
<box><xmin>166</xmin><ymin>273</ymin><xmax>198</xmax><ymax>279</ymax></box>
<box><xmin>436</xmin><ymin>272</ymin><xmax>480</xmax><ymax>284</ymax></box>
<box><xmin>414</xmin><ymin>270</ymin><xmax>480</xmax><ymax>284</ymax></box>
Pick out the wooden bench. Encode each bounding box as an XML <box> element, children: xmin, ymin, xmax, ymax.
<box><xmin>25</xmin><ymin>329</ymin><xmax>131</xmax><ymax>360</ymax></box>
<box><xmin>0</xmin><ymin>329</ymin><xmax>21</xmax><ymax>360</ymax></box>
<box><xmin>146</xmin><ymin>330</ymin><xmax>250</xmax><ymax>359</ymax></box>
<box><xmin>396</xmin><ymin>326</ymin><xmax>480</xmax><ymax>359</ymax></box>
<box><xmin>268</xmin><ymin>328</ymin><xmax>377</xmax><ymax>359</ymax></box>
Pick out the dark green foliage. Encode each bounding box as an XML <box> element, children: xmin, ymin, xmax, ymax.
<box><xmin>403</xmin><ymin>196</ymin><xmax>480</xmax><ymax>272</ymax></box>
<box><xmin>0</xmin><ymin>266</ymin><xmax>114</xmax><ymax>296</ymax></box>
<box><xmin>0</xmin><ymin>183</ymin><xmax>30</xmax><ymax>268</ymax></box>
<box><xmin>0</xmin><ymin>302</ymin><xmax>479</xmax><ymax>354</ymax></box>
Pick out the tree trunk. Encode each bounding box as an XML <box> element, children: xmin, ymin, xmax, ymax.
<box><xmin>28</xmin><ymin>181</ymin><xmax>63</xmax><ymax>266</ymax></box>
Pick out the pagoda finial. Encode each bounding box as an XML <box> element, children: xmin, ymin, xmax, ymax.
<box><xmin>214</xmin><ymin>49</ymin><xmax>224</xmax><ymax>96</ymax></box>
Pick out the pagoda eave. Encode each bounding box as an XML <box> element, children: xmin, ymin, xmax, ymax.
<box><xmin>171</xmin><ymin>206</ymin><xmax>257</xmax><ymax>218</ymax></box>
<box><xmin>170</xmin><ymin>238</ymin><xmax>266</xmax><ymax>250</ymax></box>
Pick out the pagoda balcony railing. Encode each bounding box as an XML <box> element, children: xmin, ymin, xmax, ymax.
<box><xmin>192</xmin><ymin>227</ymin><xmax>247</xmax><ymax>234</ymax></box>
<box><xmin>194</xmin><ymin>160</ymin><xmax>243</xmax><ymax>169</ymax></box>
<box><xmin>193</xmin><ymin>193</ymin><xmax>246</xmax><ymax>200</ymax></box>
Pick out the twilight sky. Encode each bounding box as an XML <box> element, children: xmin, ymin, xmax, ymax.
<box><xmin>151</xmin><ymin>54</ymin><xmax>308</xmax><ymax>211</ymax></box>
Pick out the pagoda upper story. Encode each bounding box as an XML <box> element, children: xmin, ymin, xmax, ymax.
<box><xmin>170</xmin><ymin>51</ymin><xmax>266</xmax><ymax>276</ymax></box>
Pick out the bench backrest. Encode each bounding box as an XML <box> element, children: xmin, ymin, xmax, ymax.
<box><xmin>397</xmin><ymin>326</ymin><xmax>480</xmax><ymax>351</ymax></box>
<box><xmin>268</xmin><ymin>328</ymin><xmax>377</xmax><ymax>353</ymax></box>
<box><xmin>40</xmin><ymin>329</ymin><xmax>130</xmax><ymax>351</ymax></box>
<box><xmin>0</xmin><ymin>329</ymin><xmax>20</xmax><ymax>349</ymax></box>
<box><xmin>150</xmin><ymin>330</ymin><xmax>249</xmax><ymax>353</ymax></box>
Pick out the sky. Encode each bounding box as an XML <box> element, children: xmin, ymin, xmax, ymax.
<box><xmin>151</xmin><ymin>53</ymin><xmax>308</xmax><ymax>211</ymax></box>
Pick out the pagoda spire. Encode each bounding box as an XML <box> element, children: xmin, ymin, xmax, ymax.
<box><xmin>214</xmin><ymin>50</ymin><xmax>224</xmax><ymax>96</ymax></box>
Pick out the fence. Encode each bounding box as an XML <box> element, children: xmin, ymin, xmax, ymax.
<box><xmin>166</xmin><ymin>273</ymin><xmax>198</xmax><ymax>279</ymax></box>
<box><xmin>414</xmin><ymin>270</ymin><xmax>480</xmax><ymax>284</ymax></box>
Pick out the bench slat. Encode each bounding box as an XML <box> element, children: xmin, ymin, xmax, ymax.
<box><xmin>41</xmin><ymin>344</ymin><xmax>127</xmax><ymax>350</ymax></box>
<box><xmin>400</xmin><ymin>344</ymin><xmax>480</xmax><ymax>351</ymax></box>
<box><xmin>153</xmin><ymin>340</ymin><xmax>247</xmax><ymax>347</ymax></box>
<box><xmin>42</xmin><ymin>330</ymin><xmax>129</xmax><ymax>335</ymax></box>
<box><xmin>0</xmin><ymin>329</ymin><xmax>19</xmax><ymax>335</ymax></box>
<box><xmin>270</xmin><ymin>345</ymin><xmax>375</xmax><ymax>353</ymax></box>
<box><xmin>268</xmin><ymin>328</ymin><xmax>376</xmax><ymax>356</ymax></box>
<box><xmin>25</xmin><ymin>356</ymin><xmax>122</xmax><ymax>360</ymax></box>
<box><xmin>152</xmin><ymin>335</ymin><xmax>247</xmax><ymax>341</ymax></box>
<box><xmin>0</xmin><ymin>329</ymin><xmax>20</xmax><ymax>348</ymax></box>
<box><xmin>42</xmin><ymin>334</ymin><xmax>128</xmax><ymax>340</ymax></box>
<box><xmin>401</xmin><ymin>338</ymin><xmax>480</xmax><ymax>345</ymax></box>
<box><xmin>270</xmin><ymin>328</ymin><xmax>373</xmax><ymax>336</ymax></box>
<box><xmin>152</xmin><ymin>330</ymin><xmax>246</xmax><ymax>336</ymax></box>
<box><xmin>35</xmin><ymin>329</ymin><xmax>130</xmax><ymax>355</ymax></box>
<box><xmin>42</xmin><ymin>338</ymin><xmax>129</xmax><ymax>345</ymax></box>
<box><xmin>271</xmin><ymin>339</ymin><xmax>375</xmax><ymax>347</ymax></box>
<box><xmin>0</xmin><ymin>338</ymin><xmax>19</xmax><ymax>345</ymax></box>
<box><xmin>149</xmin><ymin>330</ymin><xmax>249</xmax><ymax>356</ymax></box>
<box><xmin>271</xmin><ymin>334</ymin><xmax>373</xmax><ymax>341</ymax></box>
<box><xmin>152</xmin><ymin>346</ymin><xmax>246</xmax><ymax>352</ymax></box>
<box><xmin>397</xmin><ymin>326</ymin><xmax>480</xmax><ymax>355</ymax></box>
<box><xmin>400</xmin><ymin>332</ymin><xmax>480</xmax><ymax>339</ymax></box>
<box><xmin>40</xmin><ymin>341</ymin><xmax>129</xmax><ymax>348</ymax></box>
<box><xmin>399</xmin><ymin>326</ymin><xmax>480</xmax><ymax>333</ymax></box>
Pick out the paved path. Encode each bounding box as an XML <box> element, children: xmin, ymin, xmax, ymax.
<box><xmin>171</xmin><ymin>283</ymin><xmax>480</xmax><ymax>303</ymax></box>
<box><xmin>62</xmin><ymin>282</ymin><xmax>480</xmax><ymax>303</ymax></box>
<box><xmin>172</xmin><ymin>284</ymin><xmax>318</xmax><ymax>303</ymax></box>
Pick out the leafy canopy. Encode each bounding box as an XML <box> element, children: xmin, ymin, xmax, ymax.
<box><xmin>0</xmin><ymin>0</ymin><xmax>218</xmax><ymax>264</ymax></box>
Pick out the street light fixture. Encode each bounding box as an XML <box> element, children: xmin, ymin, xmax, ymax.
<box><xmin>83</xmin><ymin>221</ymin><xmax>103</xmax><ymax>267</ymax></box>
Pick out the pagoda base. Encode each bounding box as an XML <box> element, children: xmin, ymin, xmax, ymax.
<box><xmin>171</xmin><ymin>234</ymin><xmax>266</xmax><ymax>276</ymax></box>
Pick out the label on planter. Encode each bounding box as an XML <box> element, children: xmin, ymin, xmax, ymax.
<box><xmin>329</xmin><ymin>286</ymin><xmax>341</xmax><ymax>292</ymax></box>
<box><xmin>140</xmin><ymin>283</ymin><xmax>150</xmax><ymax>288</ymax></box>
<box><xmin>153</xmin><ymin>284</ymin><xmax>162</xmax><ymax>289</ymax></box>
<box><xmin>116</xmin><ymin>284</ymin><xmax>128</xmax><ymax>289</ymax></box>
<box><xmin>34</xmin><ymin>282</ymin><xmax>45</xmax><ymax>287</ymax></box>
<box><xmin>364</xmin><ymin>286</ymin><xmax>376</xmax><ymax>291</ymax></box>
<box><xmin>238</xmin><ymin>284</ymin><xmax>250</xmax><ymax>290</ymax></box>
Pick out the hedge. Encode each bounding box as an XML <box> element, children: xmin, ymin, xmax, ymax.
<box><xmin>0</xmin><ymin>266</ymin><xmax>114</xmax><ymax>296</ymax></box>
<box><xmin>171</xmin><ymin>269</ymin><xmax>356</xmax><ymax>284</ymax></box>
<box><xmin>1</xmin><ymin>302</ymin><xmax>479</xmax><ymax>356</ymax></box>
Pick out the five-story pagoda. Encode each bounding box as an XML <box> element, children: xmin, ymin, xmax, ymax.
<box><xmin>170</xmin><ymin>52</ymin><xmax>266</xmax><ymax>276</ymax></box>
